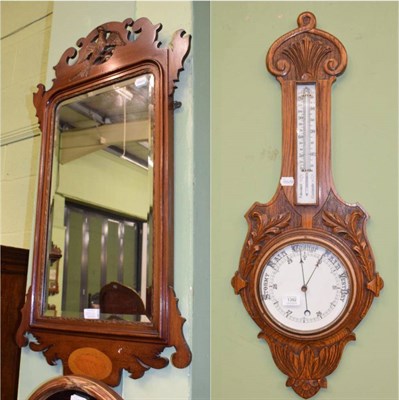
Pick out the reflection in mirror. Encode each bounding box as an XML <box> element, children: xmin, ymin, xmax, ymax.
<box><xmin>44</xmin><ymin>74</ymin><xmax>154</xmax><ymax>322</ymax></box>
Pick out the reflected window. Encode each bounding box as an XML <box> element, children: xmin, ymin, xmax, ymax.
<box><xmin>61</xmin><ymin>201</ymin><xmax>146</xmax><ymax>317</ymax></box>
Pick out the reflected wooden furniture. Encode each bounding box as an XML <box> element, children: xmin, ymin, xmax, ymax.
<box><xmin>28</xmin><ymin>375</ymin><xmax>123</xmax><ymax>400</ymax></box>
<box><xmin>100</xmin><ymin>281</ymin><xmax>146</xmax><ymax>315</ymax></box>
<box><xmin>48</xmin><ymin>242</ymin><xmax>61</xmax><ymax>295</ymax></box>
<box><xmin>1</xmin><ymin>245</ymin><xmax>29</xmax><ymax>400</ymax></box>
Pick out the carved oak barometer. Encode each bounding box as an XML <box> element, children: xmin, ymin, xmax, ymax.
<box><xmin>232</xmin><ymin>12</ymin><xmax>383</xmax><ymax>399</ymax></box>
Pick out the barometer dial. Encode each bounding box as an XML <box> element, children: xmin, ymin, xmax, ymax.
<box><xmin>259</xmin><ymin>242</ymin><xmax>350</xmax><ymax>333</ymax></box>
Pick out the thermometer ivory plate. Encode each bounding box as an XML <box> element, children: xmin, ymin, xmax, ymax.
<box><xmin>296</xmin><ymin>83</ymin><xmax>317</xmax><ymax>205</ymax></box>
<box><xmin>259</xmin><ymin>242</ymin><xmax>350</xmax><ymax>333</ymax></box>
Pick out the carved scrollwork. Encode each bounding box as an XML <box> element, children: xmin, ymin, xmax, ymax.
<box><xmin>266</xmin><ymin>11</ymin><xmax>347</xmax><ymax>81</ymax></box>
<box><xmin>16</xmin><ymin>286</ymin><xmax>190</xmax><ymax>385</ymax></box>
<box><xmin>126</xmin><ymin>349</ymin><xmax>169</xmax><ymax>380</ymax></box>
<box><xmin>54</xmin><ymin>18</ymin><xmax>163</xmax><ymax>80</ymax></box>
<box><xmin>53</xmin><ymin>17</ymin><xmax>191</xmax><ymax>86</ymax></box>
<box><xmin>34</xmin><ymin>18</ymin><xmax>191</xmax><ymax>131</ymax></box>
<box><xmin>55</xmin><ymin>18</ymin><xmax>134</xmax><ymax>79</ymax></box>
<box><xmin>168</xmin><ymin>286</ymin><xmax>192</xmax><ymax>368</ymax></box>
<box><xmin>15</xmin><ymin>286</ymin><xmax>32</xmax><ymax>348</ymax></box>
<box><xmin>168</xmin><ymin>29</ymin><xmax>191</xmax><ymax>95</ymax></box>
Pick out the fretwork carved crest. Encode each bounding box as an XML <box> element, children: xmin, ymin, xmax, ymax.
<box><xmin>72</xmin><ymin>26</ymin><xmax>126</xmax><ymax>78</ymax></box>
<box><xmin>33</xmin><ymin>17</ymin><xmax>191</xmax><ymax>132</ymax></box>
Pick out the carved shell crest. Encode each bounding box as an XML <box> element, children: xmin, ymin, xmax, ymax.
<box><xmin>266</xmin><ymin>12</ymin><xmax>347</xmax><ymax>81</ymax></box>
<box><xmin>282</xmin><ymin>36</ymin><xmax>332</xmax><ymax>80</ymax></box>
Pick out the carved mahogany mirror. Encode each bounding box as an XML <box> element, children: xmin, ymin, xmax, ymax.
<box><xmin>17</xmin><ymin>17</ymin><xmax>191</xmax><ymax>386</ymax></box>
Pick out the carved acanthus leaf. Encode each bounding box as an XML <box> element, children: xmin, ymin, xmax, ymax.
<box><xmin>240</xmin><ymin>212</ymin><xmax>291</xmax><ymax>277</ymax></box>
<box><xmin>260</xmin><ymin>331</ymin><xmax>355</xmax><ymax>399</ymax></box>
<box><xmin>322</xmin><ymin>210</ymin><xmax>374</xmax><ymax>281</ymax></box>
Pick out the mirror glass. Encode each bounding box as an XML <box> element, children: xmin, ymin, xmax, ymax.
<box><xmin>43</xmin><ymin>73</ymin><xmax>155</xmax><ymax>322</ymax></box>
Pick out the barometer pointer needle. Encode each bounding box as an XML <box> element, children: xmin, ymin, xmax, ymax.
<box><xmin>300</xmin><ymin>249</ymin><xmax>310</xmax><ymax>316</ymax></box>
<box><xmin>305</xmin><ymin>252</ymin><xmax>326</xmax><ymax>287</ymax></box>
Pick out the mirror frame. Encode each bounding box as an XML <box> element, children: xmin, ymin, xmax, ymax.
<box><xmin>17</xmin><ymin>18</ymin><xmax>191</xmax><ymax>386</ymax></box>
<box><xmin>28</xmin><ymin>375</ymin><xmax>124</xmax><ymax>400</ymax></box>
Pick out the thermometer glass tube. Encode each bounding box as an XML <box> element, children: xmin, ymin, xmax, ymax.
<box><xmin>296</xmin><ymin>83</ymin><xmax>317</xmax><ymax>205</ymax></box>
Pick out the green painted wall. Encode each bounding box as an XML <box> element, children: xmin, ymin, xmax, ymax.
<box><xmin>211</xmin><ymin>2</ymin><xmax>398</xmax><ymax>400</ymax></box>
<box><xmin>192</xmin><ymin>2</ymin><xmax>210</xmax><ymax>399</ymax></box>
<box><xmin>1</xmin><ymin>1</ymin><xmax>52</xmax><ymax>248</ymax></box>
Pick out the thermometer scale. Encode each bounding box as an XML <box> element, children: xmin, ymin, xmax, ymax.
<box><xmin>296</xmin><ymin>83</ymin><xmax>317</xmax><ymax>205</ymax></box>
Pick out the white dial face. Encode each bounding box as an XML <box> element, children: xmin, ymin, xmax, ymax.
<box><xmin>259</xmin><ymin>242</ymin><xmax>350</xmax><ymax>333</ymax></box>
<box><xmin>296</xmin><ymin>83</ymin><xmax>317</xmax><ymax>205</ymax></box>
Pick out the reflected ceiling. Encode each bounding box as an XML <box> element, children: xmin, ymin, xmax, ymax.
<box><xmin>58</xmin><ymin>74</ymin><xmax>153</xmax><ymax>168</ymax></box>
